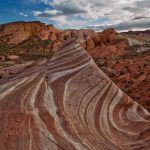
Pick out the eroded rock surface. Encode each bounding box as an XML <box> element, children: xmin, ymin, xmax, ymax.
<box><xmin>0</xmin><ymin>39</ymin><xmax>150</xmax><ymax>150</ymax></box>
<box><xmin>0</xmin><ymin>21</ymin><xmax>60</xmax><ymax>44</ymax></box>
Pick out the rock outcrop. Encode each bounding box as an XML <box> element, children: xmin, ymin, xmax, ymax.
<box><xmin>0</xmin><ymin>22</ymin><xmax>129</xmax><ymax>60</ymax></box>
<box><xmin>86</xmin><ymin>29</ymin><xmax>129</xmax><ymax>58</ymax></box>
<box><xmin>0</xmin><ymin>21</ymin><xmax>61</xmax><ymax>44</ymax></box>
<box><xmin>97</xmin><ymin>50</ymin><xmax>150</xmax><ymax>112</ymax></box>
<box><xmin>0</xmin><ymin>39</ymin><xmax>149</xmax><ymax>150</ymax></box>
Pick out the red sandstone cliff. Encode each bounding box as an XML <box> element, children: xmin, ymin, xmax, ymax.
<box><xmin>0</xmin><ymin>21</ymin><xmax>61</xmax><ymax>44</ymax></box>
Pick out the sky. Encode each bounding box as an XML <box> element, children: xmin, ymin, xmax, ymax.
<box><xmin>0</xmin><ymin>0</ymin><xmax>150</xmax><ymax>31</ymax></box>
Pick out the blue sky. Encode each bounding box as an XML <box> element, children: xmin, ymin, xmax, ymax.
<box><xmin>0</xmin><ymin>0</ymin><xmax>150</xmax><ymax>31</ymax></box>
<box><xmin>0</xmin><ymin>0</ymin><xmax>47</xmax><ymax>23</ymax></box>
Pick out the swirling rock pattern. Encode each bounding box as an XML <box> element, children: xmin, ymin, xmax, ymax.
<box><xmin>0</xmin><ymin>38</ymin><xmax>150</xmax><ymax>150</ymax></box>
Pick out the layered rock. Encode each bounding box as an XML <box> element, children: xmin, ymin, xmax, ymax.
<box><xmin>97</xmin><ymin>50</ymin><xmax>150</xmax><ymax>111</ymax></box>
<box><xmin>0</xmin><ymin>21</ymin><xmax>129</xmax><ymax>59</ymax></box>
<box><xmin>0</xmin><ymin>39</ymin><xmax>149</xmax><ymax>150</ymax></box>
<box><xmin>59</xmin><ymin>28</ymin><xmax>129</xmax><ymax>59</ymax></box>
<box><xmin>0</xmin><ymin>21</ymin><xmax>61</xmax><ymax>44</ymax></box>
<box><xmin>86</xmin><ymin>29</ymin><xmax>129</xmax><ymax>58</ymax></box>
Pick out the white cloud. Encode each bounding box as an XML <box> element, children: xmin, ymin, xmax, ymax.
<box><xmin>87</xmin><ymin>18</ymin><xmax>150</xmax><ymax>31</ymax></box>
<box><xmin>19</xmin><ymin>12</ymin><xmax>28</xmax><ymax>17</ymax></box>
<box><xmin>33</xmin><ymin>10</ymin><xmax>63</xmax><ymax>17</ymax></box>
<box><xmin>32</xmin><ymin>0</ymin><xmax>150</xmax><ymax>30</ymax></box>
<box><xmin>49</xmin><ymin>16</ymin><xmax>68</xmax><ymax>26</ymax></box>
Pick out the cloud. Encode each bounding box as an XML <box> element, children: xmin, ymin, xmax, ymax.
<box><xmin>113</xmin><ymin>19</ymin><xmax>150</xmax><ymax>31</ymax></box>
<box><xmin>132</xmin><ymin>16</ymin><xmax>150</xmax><ymax>20</ymax></box>
<box><xmin>19</xmin><ymin>12</ymin><xmax>28</xmax><ymax>17</ymax></box>
<box><xmin>51</xmin><ymin>0</ymin><xmax>88</xmax><ymax>14</ymax></box>
<box><xmin>87</xmin><ymin>19</ymin><xmax>150</xmax><ymax>31</ymax></box>
<box><xmin>32</xmin><ymin>0</ymin><xmax>150</xmax><ymax>30</ymax></box>
<box><xmin>135</xmin><ymin>0</ymin><xmax>150</xmax><ymax>8</ymax></box>
<box><xmin>33</xmin><ymin>10</ymin><xmax>63</xmax><ymax>17</ymax></box>
<box><xmin>33</xmin><ymin>0</ymin><xmax>88</xmax><ymax>18</ymax></box>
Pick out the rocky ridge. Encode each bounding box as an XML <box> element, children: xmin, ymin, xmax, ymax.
<box><xmin>0</xmin><ymin>38</ymin><xmax>150</xmax><ymax>150</ymax></box>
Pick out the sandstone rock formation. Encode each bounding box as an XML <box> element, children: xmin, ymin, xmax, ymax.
<box><xmin>97</xmin><ymin>50</ymin><xmax>150</xmax><ymax>112</ymax></box>
<box><xmin>0</xmin><ymin>38</ymin><xmax>149</xmax><ymax>150</ymax></box>
<box><xmin>60</xmin><ymin>28</ymin><xmax>129</xmax><ymax>59</ymax></box>
<box><xmin>0</xmin><ymin>21</ymin><xmax>61</xmax><ymax>44</ymax></box>
<box><xmin>0</xmin><ymin>21</ymin><xmax>129</xmax><ymax>60</ymax></box>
